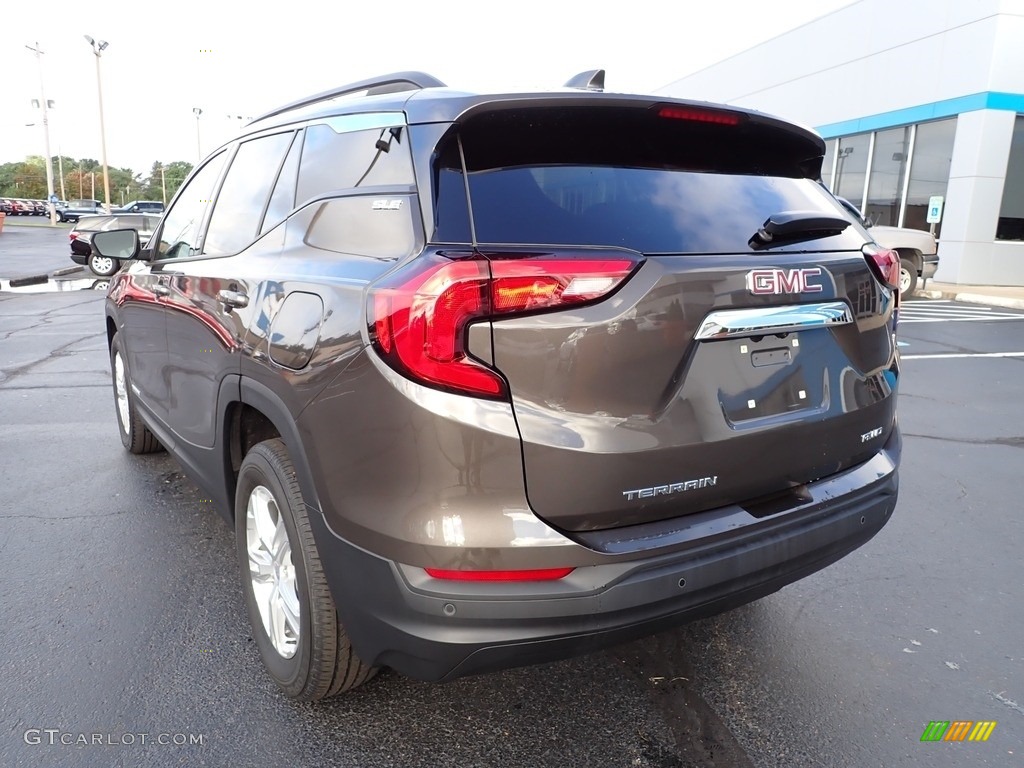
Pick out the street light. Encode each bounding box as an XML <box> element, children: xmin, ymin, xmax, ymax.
<box><xmin>25</xmin><ymin>42</ymin><xmax>57</xmax><ymax>225</ymax></box>
<box><xmin>84</xmin><ymin>35</ymin><xmax>112</xmax><ymax>214</ymax></box>
<box><xmin>193</xmin><ymin>107</ymin><xmax>203</xmax><ymax>163</ymax></box>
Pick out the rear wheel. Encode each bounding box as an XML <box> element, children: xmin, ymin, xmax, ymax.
<box><xmin>109</xmin><ymin>333</ymin><xmax>161</xmax><ymax>454</ymax></box>
<box><xmin>898</xmin><ymin>257</ymin><xmax>918</xmax><ymax>297</ymax></box>
<box><xmin>236</xmin><ymin>439</ymin><xmax>376</xmax><ymax>700</ymax></box>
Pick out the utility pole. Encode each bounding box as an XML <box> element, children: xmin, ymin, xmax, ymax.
<box><xmin>26</xmin><ymin>42</ymin><xmax>57</xmax><ymax>225</ymax></box>
<box><xmin>160</xmin><ymin>165</ymin><xmax>167</xmax><ymax>205</ymax></box>
<box><xmin>85</xmin><ymin>36</ymin><xmax>113</xmax><ymax>214</ymax></box>
<box><xmin>57</xmin><ymin>147</ymin><xmax>66</xmax><ymax>200</ymax></box>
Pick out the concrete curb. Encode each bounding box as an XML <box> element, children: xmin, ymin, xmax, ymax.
<box><xmin>910</xmin><ymin>286</ymin><xmax>1024</xmax><ymax>310</ymax></box>
<box><xmin>53</xmin><ymin>266</ymin><xmax>85</xmax><ymax>277</ymax></box>
<box><xmin>954</xmin><ymin>293</ymin><xmax>1024</xmax><ymax>311</ymax></box>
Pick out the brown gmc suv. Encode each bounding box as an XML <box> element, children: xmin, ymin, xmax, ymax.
<box><xmin>93</xmin><ymin>70</ymin><xmax>902</xmax><ymax>701</ymax></box>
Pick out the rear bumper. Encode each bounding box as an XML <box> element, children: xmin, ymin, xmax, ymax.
<box><xmin>922</xmin><ymin>254</ymin><xmax>939</xmax><ymax>279</ymax></box>
<box><xmin>311</xmin><ymin>432</ymin><xmax>900</xmax><ymax>682</ymax></box>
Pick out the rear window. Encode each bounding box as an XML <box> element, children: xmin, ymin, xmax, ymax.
<box><xmin>433</xmin><ymin>106</ymin><xmax>866</xmax><ymax>253</ymax></box>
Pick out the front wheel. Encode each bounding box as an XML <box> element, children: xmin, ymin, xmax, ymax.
<box><xmin>236</xmin><ymin>439</ymin><xmax>376</xmax><ymax>700</ymax></box>
<box><xmin>899</xmin><ymin>258</ymin><xmax>918</xmax><ymax>297</ymax></box>
<box><xmin>89</xmin><ymin>252</ymin><xmax>120</xmax><ymax>277</ymax></box>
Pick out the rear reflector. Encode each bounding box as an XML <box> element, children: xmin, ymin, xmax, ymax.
<box><xmin>424</xmin><ymin>567</ymin><xmax>574</xmax><ymax>582</ymax></box>
<box><xmin>657</xmin><ymin>106</ymin><xmax>741</xmax><ymax>126</ymax></box>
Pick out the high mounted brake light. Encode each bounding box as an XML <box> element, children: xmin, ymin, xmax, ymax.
<box><xmin>369</xmin><ymin>251</ymin><xmax>641</xmax><ymax>398</ymax></box>
<box><xmin>657</xmin><ymin>106</ymin><xmax>742</xmax><ymax>126</ymax></box>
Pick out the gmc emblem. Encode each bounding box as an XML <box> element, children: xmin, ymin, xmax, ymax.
<box><xmin>746</xmin><ymin>267</ymin><xmax>823</xmax><ymax>295</ymax></box>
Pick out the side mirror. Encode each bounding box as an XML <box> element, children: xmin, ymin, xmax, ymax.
<box><xmin>92</xmin><ymin>228</ymin><xmax>142</xmax><ymax>261</ymax></box>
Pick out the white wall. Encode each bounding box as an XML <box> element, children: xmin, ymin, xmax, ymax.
<box><xmin>936</xmin><ymin>109</ymin><xmax>1024</xmax><ymax>285</ymax></box>
<box><xmin>657</xmin><ymin>0</ymin><xmax>1021</xmax><ymax>130</ymax></box>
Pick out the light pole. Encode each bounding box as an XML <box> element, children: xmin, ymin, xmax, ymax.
<box><xmin>193</xmin><ymin>107</ymin><xmax>203</xmax><ymax>163</ymax></box>
<box><xmin>84</xmin><ymin>35</ymin><xmax>112</xmax><ymax>214</ymax></box>
<box><xmin>26</xmin><ymin>42</ymin><xmax>57</xmax><ymax>225</ymax></box>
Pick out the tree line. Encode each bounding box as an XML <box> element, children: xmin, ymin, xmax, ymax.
<box><xmin>0</xmin><ymin>156</ymin><xmax>194</xmax><ymax>205</ymax></box>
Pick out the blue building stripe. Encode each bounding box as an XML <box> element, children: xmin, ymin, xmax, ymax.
<box><xmin>816</xmin><ymin>92</ymin><xmax>1024</xmax><ymax>138</ymax></box>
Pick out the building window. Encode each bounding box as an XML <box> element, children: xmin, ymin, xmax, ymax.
<box><xmin>865</xmin><ymin>126</ymin><xmax>913</xmax><ymax>227</ymax></box>
<box><xmin>905</xmin><ymin>118</ymin><xmax>956</xmax><ymax>237</ymax></box>
<box><xmin>997</xmin><ymin>115</ymin><xmax>1024</xmax><ymax>241</ymax></box>
<box><xmin>833</xmin><ymin>134</ymin><xmax>869</xmax><ymax>207</ymax></box>
<box><xmin>821</xmin><ymin>139</ymin><xmax>835</xmax><ymax>189</ymax></box>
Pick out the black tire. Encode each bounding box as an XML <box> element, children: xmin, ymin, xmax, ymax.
<box><xmin>89</xmin><ymin>252</ymin><xmax>120</xmax><ymax>277</ymax></box>
<box><xmin>899</xmin><ymin>257</ymin><xmax>918</xmax><ymax>297</ymax></box>
<box><xmin>235</xmin><ymin>439</ymin><xmax>377</xmax><ymax>700</ymax></box>
<box><xmin>109</xmin><ymin>333</ymin><xmax>162</xmax><ymax>454</ymax></box>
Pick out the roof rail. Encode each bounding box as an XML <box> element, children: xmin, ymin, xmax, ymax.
<box><xmin>249</xmin><ymin>71</ymin><xmax>447</xmax><ymax>124</ymax></box>
<box><xmin>564</xmin><ymin>69</ymin><xmax>605</xmax><ymax>91</ymax></box>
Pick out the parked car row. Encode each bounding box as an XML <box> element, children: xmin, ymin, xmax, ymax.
<box><xmin>57</xmin><ymin>199</ymin><xmax>164</xmax><ymax>223</ymax></box>
<box><xmin>0</xmin><ymin>198</ymin><xmax>62</xmax><ymax>216</ymax></box>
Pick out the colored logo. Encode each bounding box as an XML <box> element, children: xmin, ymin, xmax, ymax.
<box><xmin>920</xmin><ymin>721</ymin><xmax>997</xmax><ymax>742</ymax></box>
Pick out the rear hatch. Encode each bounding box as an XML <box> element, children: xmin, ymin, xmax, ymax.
<box><xmin>427</xmin><ymin>100</ymin><xmax>899</xmax><ymax>533</ymax></box>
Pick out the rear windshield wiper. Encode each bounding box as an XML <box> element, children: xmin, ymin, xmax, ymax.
<box><xmin>749</xmin><ymin>211</ymin><xmax>850</xmax><ymax>249</ymax></box>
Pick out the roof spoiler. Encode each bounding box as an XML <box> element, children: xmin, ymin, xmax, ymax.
<box><xmin>563</xmin><ymin>69</ymin><xmax>605</xmax><ymax>91</ymax></box>
<box><xmin>249</xmin><ymin>71</ymin><xmax>446</xmax><ymax>125</ymax></box>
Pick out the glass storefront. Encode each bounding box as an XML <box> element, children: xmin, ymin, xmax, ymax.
<box><xmin>833</xmin><ymin>134</ymin><xmax>870</xmax><ymax>207</ymax></box>
<box><xmin>905</xmin><ymin>119</ymin><xmax>956</xmax><ymax>237</ymax></box>
<box><xmin>997</xmin><ymin>115</ymin><xmax>1024</xmax><ymax>241</ymax></box>
<box><xmin>822</xmin><ymin>117</ymin><xmax>956</xmax><ymax>237</ymax></box>
<box><xmin>865</xmin><ymin>126</ymin><xmax>913</xmax><ymax>227</ymax></box>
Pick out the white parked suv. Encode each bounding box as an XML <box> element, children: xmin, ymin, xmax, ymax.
<box><xmin>837</xmin><ymin>198</ymin><xmax>939</xmax><ymax>296</ymax></box>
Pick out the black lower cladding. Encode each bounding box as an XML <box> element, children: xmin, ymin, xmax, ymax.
<box><xmin>310</xmin><ymin>442</ymin><xmax>899</xmax><ymax>682</ymax></box>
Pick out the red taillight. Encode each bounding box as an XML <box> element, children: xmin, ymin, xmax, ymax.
<box><xmin>863</xmin><ymin>244</ymin><xmax>900</xmax><ymax>290</ymax></box>
<box><xmin>424</xmin><ymin>567</ymin><xmax>574</xmax><ymax>582</ymax></box>
<box><xmin>657</xmin><ymin>106</ymin><xmax>741</xmax><ymax>126</ymax></box>
<box><xmin>372</xmin><ymin>256</ymin><xmax>500</xmax><ymax>397</ymax></box>
<box><xmin>69</xmin><ymin>232</ymin><xmax>78</xmax><ymax>241</ymax></box>
<box><xmin>369</xmin><ymin>252</ymin><xmax>639</xmax><ymax>398</ymax></box>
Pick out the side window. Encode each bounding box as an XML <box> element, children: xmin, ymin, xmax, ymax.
<box><xmin>304</xmin><ymin>195</ymin><xmax>418</xmax><ymax>259</ymax></box>
<box><xmin>204</xmin><ymin>132</ymin><xmax>294</xmax><ymax>256</ymax></box>
<box><xmin>156</xmin><ymin>153</ymin><xmax>226</xmax><ymax>260</ymax></box>
<box><xmin>260</xmin><ymin>130</ymin><xmax>302</xmax><ymax>235</ymax></box>
<box><xmin>295</xmin><ymin>123</ymin><xmax>414</xmax><ymax>205</ymax></box>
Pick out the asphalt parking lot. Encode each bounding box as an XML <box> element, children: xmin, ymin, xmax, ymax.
<box><xmin>1</xmin><ymin>224</ymin><xmax>1021</xmax><ymax>767</ymax></box>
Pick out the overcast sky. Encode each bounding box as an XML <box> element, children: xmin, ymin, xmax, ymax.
<box><xmin>1</xmin><ymin>0</ymin><xmax>854</xmax><ymax>175</ymax></box>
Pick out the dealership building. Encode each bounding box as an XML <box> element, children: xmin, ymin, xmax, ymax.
<box><xmin>658</xmin><ymin>0</ymin><xmax>1024</xmax><ymax>286</ymax></box>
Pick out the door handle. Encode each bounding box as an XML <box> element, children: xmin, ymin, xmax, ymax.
<box><xmin>152</xmin><ymin>284</ymin><xmax>170</xmax><ymax>297</ymax></box>
<box><xmin>218</xmin><ymin>289</ymin><xmax>249</xmax><ymax>309</ymax></box>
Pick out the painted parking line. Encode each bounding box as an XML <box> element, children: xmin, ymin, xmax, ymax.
<box><xmin>899</xmin><ymin>300</ymin><xmax>1024</xmax><ymax>323</ymax></box>
<box><xmin>901</xmin><ymin>351</ymin><xmax>1024</xmax><ymax>360</ymax></box>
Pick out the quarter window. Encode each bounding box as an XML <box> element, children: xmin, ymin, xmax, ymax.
<box><xmin>156</xmin><ymin>153</ymin><xmax>226</xmax><ymax>260</ymax></box>
<box><xmin>296</xmin><ymin>124</ymin><xmax>414</xmax><ymax>205</ymax></box>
